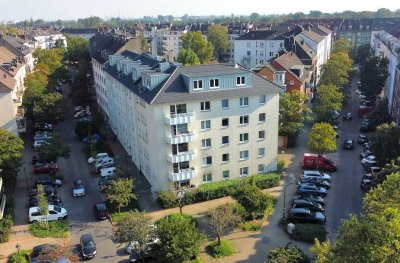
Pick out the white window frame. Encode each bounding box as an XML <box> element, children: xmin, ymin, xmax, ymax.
<box><xmin>203</xmin><ymin>173</ymin><xmax>212</xmax><ymax>183</ymax></box>
<box><xmin>222</xmin><ymin>170</ymin><xmax>230</xmax><ymax>180</ymax></box>
<box><xmin>202</xmin><ymin>156</ymin><xmax>212</xmax><ymax>167</ymax></box>
<box><xmin>236</xmin><ymin>76</ymin><xmax>245</xmax><ymax>86</ymax></box>
<box><xmin>258</xmin><ymin>147</ymin><xmax>265</xmax><ymax>157</ymax></box>
<box><xmin>200</xmin><ymin>101</ymin><xmax>210</xmax><ymax>111</ymax></box>
<box><xmin>239</xmin><ymin>133</ymin><xmax>249</xmax><ymax>143</ymax></box>
<box><xmin>289</xmin><ymin>80</ymin><xmax>294</xmax><ymax>85</ymax></box>
<box><xmin>222</xmin><ymin>135</ymin><xmax>229</xmax><ymax>146</ymax></box>
<box><xmin>239</xmin><ymin>150</ymin><xmax>249</xmax><ymax>160</ymax></box>
<box><xmin>240</xmin><ymin>167</ymin><xmax>249</xmax><ymax>177</ymax></box>
<box><xmin>239</xmin><ymin>115</ymin><xmax>249</xmax><ymax>125</ymax></box>
<box><xmin>259</xmin><ymin>113</ymin><xmax>266</xmax><ymax>123</ymax></box>
<box><xmin>258</xmin><ymin>164</ymin><xmax>265</xmax><ymax>173</ymax></box>
<box><xmin>240</xmin><ymin>97</ymin><xmax>249</xmax><ymax>107</ymax></box>
<box><xmin>222</xmin><ymin>118</ymin><xmax>229</xmax><ymax>128</ymax></box>
<box><xmin>259</xmin><ymin>95</ymin><xmax>266</xmax><ymax>104</ymax></box>
<box><xmin>201</xmin><ymin>120</ymin><xmax>211</xmax><ymax>130</ymax></box>
<box><xmin>222</xmin><ymin>153</ymin><xmax>229</xmax><ymax>163</ymax></box>
<box><xmin>210</xmin><ymin>78</ymin><xmax>220</xmax><ymax>89</ymax></box>
<box><xmin>259</xmin><ymin>130</ymin><xmax>266</xmax><ymax>140</ymax></box>
<box><xmin>193</xmin><ymin>80</ymin><xmax>203</xmax><ymax>90</ymax></box>
<box><xmin>201</xmin><ymin>138</ymin><xmax>211</xmax><ymax>149</ymax></box>
<box><xmin>221</xmin><ymin>99</ymin><xmax>229</xmax><ymax>109</ymax></box>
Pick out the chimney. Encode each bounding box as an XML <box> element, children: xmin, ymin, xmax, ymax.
<box><xmin>275</xmin><ymin>53</ymin><xmax>279</xmax><ymax>58</ymax></box>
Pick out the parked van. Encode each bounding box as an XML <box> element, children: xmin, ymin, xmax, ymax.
<box><xmin>88</xmin><ymin>153</ymin><xmax>109</xmax><ymax>164</ymax></box>
<box><xmin>29</xmin><ymin>205</ymin><xmax>67</xmax><ymax>223</ymax></box>
<box><xmin>95</xmin><ymin>157</ymin><xmax>114</xmax><ymax>170</ymax></box>
<box><xmin>302</xmin><ymin>153</ymin><xmax>337</xmax><ymax>172</ymax></box>
<box><xmin>100</xmin><ymin>167</ymin><xmax>117</xmax><ymax>177</ymax></box>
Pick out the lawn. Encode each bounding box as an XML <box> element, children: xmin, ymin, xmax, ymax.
<box><xmin>29</xmin><ymin>220</ymin><xmax>69</xmax><ymax>238</ymax></box>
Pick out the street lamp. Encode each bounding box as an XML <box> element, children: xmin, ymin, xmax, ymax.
<box><xmin>16</xmin><ymin>243</ymin><xmax>21</xmax><ymax>263</ymax></box>
<box><xmin>282</xmin><ymin>180</ymin><xmax>298</xmax><ymax>223</ymax></box>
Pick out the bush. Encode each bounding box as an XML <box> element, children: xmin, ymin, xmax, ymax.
<box><xmin>206</xmin><ymin>240</ymin><xmax>235</xmax><ymax>259</ymax></box>
<box><xmin>266</xmin><ymin>246</ymin><xmax>310</xmax><ymax>263</ymax></box>
<box><xmin>240</xmin><ymin>221</ymin><xmax>263</xmax><ymax>231</ymax></box>
<box><xmin>7</xmin><ymin>250</ymin><xmax>31</xmax><ymax>263</ymax></box>
<box><xmin>0</xmin><ymin>214</ymin><xmax>13</xmax><ymax>243</ymax></box>
<box><xmin>111</xmin><ymin>211</ymin><xmax>131</xmax><ymax>225</ymax></box>
<box><xmin>277</xmin><ymin>160</ymin><xmax>286</xmax><ymax>172</ymax></box>
<box><xmin>157</xmin><ymin>173</ymin><xmax>281</xmax><ymax>209</ymax></box>
<box><xmin>291</xmin><ymin>224</ymin><xmax>327</xmax><ymax>243</ymax></box>
<box><xmin>29</xmin><ymin>220</ymin><xmax>69</xmax><ymax>238</ymax></box>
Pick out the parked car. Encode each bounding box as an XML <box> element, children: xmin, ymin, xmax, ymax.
<box><xmin>29</xmin><ymin>205</ymin><xmax>67</xmax><ymax>223</ymax></box>
<box><xmin>343</xmin><ymin>112</ymin><xmax>352</xmax><ymax>121</ymax></box>
<box><xmin>74</xmin><ymin>110</ymin><xmax>86</xmax><ymax>119</ymax></box>
<box><xmin>361</xmin><ymin>155</ymin><xmax>376</xmax><ymax>165</ymax></box>
<box><xmin>32</xmin><ymin>155</ymin><xmax>40</xmax><ymax>164</ymax></box>
<box><xmin>359</xmin><ymin>124</ymin><xmax>373</xmax><ymax>133</ymax></box>
<box><xmin>297</xmin><ymin>183</ymin><xmax>327</xmax><ymax>197</ymax></box>
<box><xmin>288</xmin><ymin>208</ymin><xmax>325</xmax><ymax>225</ymax></box>
<box><xmin>360</xmin><ymin>150</ymin><xmax>374</xmax><ymax>159</ymax></box>
<box><xmin>360</xmin><ymin>178</ymin><xmax>372</xmax><ymax>191</ymax></box>
<box><xmin>29</xmin><ymin>195</ymin><xmax>62</xmax><ymax>208</ymax></box>
<box><xmin>292</xmin><ymin>195</ymin><xmax>325</xmax><ymax>207</ymax></box>
<box><xmin>94</xmin><ymin>203</ymin><xmax>109</xmax><ymax>220</ymax></box>
<box><xmin>343</xmin><ymin>139</ymin><xmax>354</xmax><ymax>150</ymax></box>
<box><xmin>301</xmin><ymin>178</ymin><xmax>331</xmax><ymax>189</ymax></box>
<box><xmin>95</xmin><ymin>157</ymin><xmax>114</xmax><ymax>170</ymax></box>
<box><xmin>358</xmin><ymin>134</ymin><xmax>368</xmax><ymax>144</ymax></box>
<box><xmin>72</xmin><ymin>180</ymin><xmax>85</xmax><ymax>197</ymax></box>
<box><xmin>129</xmin><ymin>247</ymin><xmax>158</xmax><ymax>263</ymax></box>
<box><xmin>82</xmin><ymin>133</ymin><xmax>101</xmax><ymax>144</ymax></box>
<box><xmin>88</xmin><ymin>152</ymin><xmax>109</xmax><ymax>164</ymax></box>
<box><xmin>301</xmin><ymin>170</ymin><xmax>331</xmax><ymax>182</ymax></box>
<box><xmin>358</xmin><ymin>105</ymin><xmax>374</xmax><ymax>117</ymax></box>
<box><xmin>33</xmin><ymin>133</ymin><xmax>52</xmax><ymax>141</ymax></box>
<box><xmin>34</xmin><ymin>123</ymin><xmax>54</xmax><ymax>132</ymax></box>
<box><xmin>100</xmin><ymin>167</ymin><xmax>117</xmax><ymax>177</ymax></box>
<box><xmin>366</xmin><ymin>166</ymin><xmax>381</xmax><ymax>173</ymax></box>
<box><xmin>302</xmin><ymin>153</ymin><xmax>337</xmax><ymax>172</ymax></box>
<box><xmin>80</xmin><ymin>234</ymin><xmax>97</xmax><ymax>260</ymax></box>
<box><xmin>126</xmin><ymin>236</ymin><xmax>159</xmax><ymax>254</ymax></box>
<box><xmin>98</xmin><ymin>176</ymin><xmax>116</xmax><ymax>192</ymax></box>
<box><xmin>32</xmin><ymin>140</ymin><xmax>47</xmax><ymax>149</ymax></box>
<box><xmin>29</xmin><ymin>185</ymin><xmax>57</xmax><ymax>197</ymax></box>
<box><xmin>34</xmin><ymin>176</ymin><xmax>62</xmax><ymax>188</ymax></box>
<box><xmin>292</xmin><ymin>199</ymin><xmax>324</xmax><ymax>212</ymax></box>
<box><xmin>33</xmin><ymin>163</ymin><xmax>58</xmax><ymax>174</ymax></box>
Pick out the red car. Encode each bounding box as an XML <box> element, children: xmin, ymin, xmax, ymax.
<box><xmin>33</xmin><ymin>162</ymin><xmax>59</xmax><ymax>174</ymax></box>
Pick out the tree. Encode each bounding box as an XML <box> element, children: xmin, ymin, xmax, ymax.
<box><xmin>0</xmin><ymin>128</ymin><xmax>24</xmax><ymax>176</ymax></box>
<box><xmin>311</xmin><ymin>208</ymin><xmax>400</xmax><ymax>263</ymax></box>
<box><xmin>250</xmin><ymin>13</ymin><xmax>260</xmax><ymax>21</ymax></box>
<box><xmin>279</xmin><ymin>90</ymin><xmax>312</xmax><ymax>136</ymax></box>
<box><xmin>156</xmin><ymin>213</ymin><xmax>206</xmax><ymax>262</ymax></box>
<box><xmin>33</xmin><ymin>49</ymin><xmax>64</xmax><ymax>74</ymax></box>
<box><xmin>181</xmin><ymin>32</ymin><xmax>213</xmax><ymax>64</ymax></box>
<box><xmin>314</xmin><ymin>84</ymin><xmax>343</xmax><ymax>123</ymax></box>
<box><xmin>38</xmin><ymin>241</ymin><xmax>80</xmax><ymax>263</ymax></box>
<box><xmin>106</xmin><ymin>178</ymin><xmax>136</xmax><ymax>213</ymax></box>
<box><xmin>332</xmin><ymin>38</ymin><xmax>352</xmax><ymax>54</ymax></box>
<box><xmin>207</xmin><ymin>25</ymin><xmax>231</xmax><ymax>61</ymax></box>
<box><xmin>33</xmin><ymin>92</ymin><xmax>64</xmax><ymax>125</ymax></box>
<box><xmin>354</xmin><ymin>44</ymin><xmax>373</xmax><ymax>64</ymax></box>
<box><xmin>37</xmin><ymin>133</ymin><xmax>70</xmax><ymax>162</ymax></box>
<box><xmin>37</xmin><ymin>185</ymin><xmax>49</xmax><ymax>228</ymax></box>
<box><xmin>114</xmin><ymin>211</ymin><xmax>156</xmax><ymax>258</ymax></box>
<box><xmin>370</xmin><ymin>122</ymin><xmax>400</xmax><ymax>165</ymax></box>
<box><xmin>366</xmin><ymin>99</ymin><xmax>392</xmax><ymax>130</ymax></box>
<box><xmin>373</xmin><ymin>157</ymin><xmax>400</xmax><ymax>185</ymax></box>
<box><xmin>308</xmin><ymin>123</ymin><xmax>336</xmax><ymax>170</ymax></box>
<box><xmin>359</xmin><ymin>56</ymin><xmax>388</xmax><ymax>101</ymax></box>
<box><xmin>64</xmin><ymin>35</ymin><xmax>90</xmax><ymax>62</ymax></box>
<box><xmin>266</xmin><ymin>245</ymin><xmax>310</xmax><ymax>263</ymax></box>
<box><xmin>177</xmin><ymin>48</ymin><xmax>200</xmax><ymax>66</ymax></box>
<box><xmin>207</xmin><ymin>204</ymin><xmax>242</xmax><ymax>245</ymax></box>
<box><xmin>319</xmin><ymin>54</ymin><xmax>351</xmax><ymax>88</ymax></box>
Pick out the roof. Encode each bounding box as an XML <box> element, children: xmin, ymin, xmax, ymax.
<box><xmin>312</xmin><ymin>25</ymin><xmax>332</xmax><ymax>36</ymax></box>
<box><xmin>60</xmin><ymin>28</ymin><xmax>99</xmax><ymax>34</ymax></box>
<box><xmin>274</xmin><ymin>52</ymin><xmax>311</xmax><ymax>83</ymax></box>
<box><xmin>300</xmin><ymin>30</ymin><xmax>324</xmax><ymax>43</ymax></box>
<box><xmin>294</xmin><ymin>36</ymin><xmax>316</xmax><ymax>60</ymax></box>
<box><xmin>236</xmin><ymin>30</ymin><xmax>285</xmax><ymax>41</ymax></box>
<box><xmin>90</xmin><ymin>33</ymin><xmax>130</xmax><ymax>64</ymax></box>
<box><xmin>1</xmin><ymin>35</ymin><xmax>32</xmax><ymax>55</ymax></box>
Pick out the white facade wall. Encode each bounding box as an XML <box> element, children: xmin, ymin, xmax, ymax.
<box><xmin>92</xmin><ymin>59</ymin><xmax>108</xmax><ymax>116</ymax></box>
<box><xmin>298</xmin><ymin>34</ymin><xmax>324</xmax><ymax>83</ymax></box>
<box><xmin>34</xmin><ymin>34</ymin><xmax>67</xmax><ymax>49</ymax></box>
<box><xmin>0</xmin><ymin>92</ymin><xmax>17</xmax><ymax>134</ymax></box>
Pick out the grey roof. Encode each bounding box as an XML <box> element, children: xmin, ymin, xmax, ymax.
<box><xmin>300</xmin><ymin>30</ymin><xmax>324</xmax><ymax>43</ymax></box>
<box><xmin>236</xmin><ymin>30</ymin><xmax>285</xmax><ymax>41</ymax></box>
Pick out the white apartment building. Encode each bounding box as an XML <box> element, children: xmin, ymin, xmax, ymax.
<box><xmin>102</xmin><ymin>50</ymin><xmax>282</xmax><ymax>191</ymax></box>
<box><xmin>29</xmin><ymin>29</ymin><xmax>67</xmax><ymax>49</ymax></box>
<box><xmin>234</xmin><ymin>30</ymin><xmax>285</xmax><ymax>69</ymax></box>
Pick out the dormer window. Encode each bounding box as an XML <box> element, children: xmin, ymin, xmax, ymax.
<box><xmin>236</xmin><ymin>76</ymin><xmax>245</xmax><ymax>86</ymax></box>
<box><xmin>193</xmin><ymin>80</ymin><xmax>203</xmax><ymax>90</ymax></box>
<box><xmin>209</xmin><ymin>78</ymin><xmax>219</xmax><ymax>89</ymax></box>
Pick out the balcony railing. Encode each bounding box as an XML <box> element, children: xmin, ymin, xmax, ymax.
<box><xmin>168</xmin><ymin>168</ymin><xmax>196</xmax><ymax>182</ymax></box>
<box><xmin>165</xmin><ymin>112</ymin><xmax>194</xmax><ymax>125</ymax></box>
<box><xmin>168</xmin><ymin>151</ymin><xmax>195</xmax><ymax>163</ymax></box>
<box><xmin>167</xmin><ymin>133</ymin><xmax>194</xmax><ymax>144</ymax></box>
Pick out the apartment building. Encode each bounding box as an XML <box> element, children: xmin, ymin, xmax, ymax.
<box><xmin>0</xmin><ymin>35</ymin><xmax>35</xmax><ymax>72</ymax></box>
<box><xmin>102</xmin><ymin>50</ymin><xmax>282</xmax><ymax>191</ymax></box>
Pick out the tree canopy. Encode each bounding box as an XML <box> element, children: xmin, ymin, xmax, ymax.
<box><xmin>370</xmin><ymin>122</ymin><xmax>400</xmax><ymax>165</ymax></box>
<box><xmin>106</xmin><ymin>178</ymin><xmax>136</xmax><ymax>213</ymax></box>
<box><xmin>0</xmin><ymin>128</ymin><xmax>24</xmax><ymax>176</ymax></box>
<box><xmin>314</xmin><ymin>84</ymin><xmax>343</xmax><ymax>123</ymax></box>
<box><xmin>266</xmin><ymin>246</ymin><xmax>310</xmax><ymax>263</ymax></box>
<box><xmin>37</xmin><ymin>133</ymin><xmax>70</xmax><ymax>162</ymax></box>
<box><xmin>181</xmin><ymin>32</ymin><xmax>213</xmax><ymax>64</ymax></box>
<box><xmin>207</xmin><ymin>25</ymin><xmax>231</xmax><ymax>61</ymax></box>
<box><xmin>359</xmin><ymin>56</ymin><xmax>388</xmax><ymax>101</ymax></box>
<box><xmin>64</xmin><ymin>35</ymin><xmax>90</xmax><ymax>62</ymax></box>
<box><xmin>332</xmin><ymin>38</ymin><xmax>352</xmax><ymax>54</ymax></box>
<box><xmin>177</xmin><ymin>48</ymin><xmax>201</xmax><ymax>66</ymax></box>
<box><xmin>207</xmin><ymin>204</ymin><xmax>242</xmax><ymax>245</ymax></box>
<box><xmin>32</xmin><ymin>92</ymin><xmax>64</xmax><ymax>125</ymax></box>
<box><xmin>308</xmin><ymin>122</ymin><xmax>337</xmax><ymax>156</ymax></box>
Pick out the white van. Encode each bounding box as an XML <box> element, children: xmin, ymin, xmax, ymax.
<box><xmin>100</xmin><ymin>167</ymin><xmax>117</xmax><ymax>177</ymax></box>
<box><xmin>95</xmin><ymin>157</ymin><xmax>114</xmax><ymax>169</ymax></box>
<box><xmin>29</xmin><ymin>205</ymin><xmax>68</xmax><ymax>223</ymax></box>
<box><xmin>88</xmin><ymin>153</ymin><xmax>109</xmax><ymax>164</ymax></box>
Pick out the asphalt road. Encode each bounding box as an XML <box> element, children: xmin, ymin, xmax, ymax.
<box><xmin>324</xmin><ymin>74</ymin><xmax>365</xmax><ymax>239</ymax></box>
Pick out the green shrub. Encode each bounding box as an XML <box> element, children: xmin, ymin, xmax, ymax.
<box><xmin>266</xmin><ymin>246</ymin><xmax>310</xmax><ymax>263</ymax></box>
<box><xmin>241</xmin><ymin>221</ymin><xmax>263</xmax><ymax>231</ymax></box>
<box><xmin>0</xmin><ymin>214</ymin><xmax>13</xmax><ymax>243</ymax></box>
<box><xmin>277</xmin><ymin>160</ymin><xmax>286</xmax><ymax>172</ymax></box>
<box><xmin>111</xmin><ymin>211</ymin><xmax>131</xmax><ymax>225</ymax></box>
<box><xmin>243</xmin><ymin>173</ymin><xmax>281</xmax><ymax>189</ymax></box>
<box><xmin>156</xmin><ymin>190</ymin><xmax>178</xmax><ymax>209</ymax></box>
<box><xmin>206</xmin><ymin>240</ymin><xmax>235</xmax><ymax>259</ymax></box>
<box><xmin>7</xmin><ymin>250</ymin><xmax>31</xmax><ymax>263</ymax></box>
<box><xmin>291</xmin><ymin>224</ymin><xmax>327</xmax><ymax>243</ymax></box>
<box><xmin>29</xmin><ymin>220</ymin><xmax>69</xmax><ymax>238</ymax></box>
<box><xmin>196</xmin><ymin>179</ymin><xmax>238</xmax><ymax>201</ymax></box>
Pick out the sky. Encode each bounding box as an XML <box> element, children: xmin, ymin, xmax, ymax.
<box><xmin>0</xmin><ymin>0</ymin><xmax>399</xmax><ymax>22</ymax></box>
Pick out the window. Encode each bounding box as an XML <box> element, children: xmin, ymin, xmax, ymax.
<box><xmin>246</xmin><ymin>42</ymin><xmax>251</xmax><ymax>48</ymax></box>
<box><xmin>236</xmin><ymin>76</ymin><xmax>245</xmax><ymax>86</ymax></box>
<box><xmin>222</xmin><ymin>170</ymin><xmax>230</xmax><ymax>179</ymax></box>
<box><xmin>222</xmin><ymin>136</ymin><xmax>229</xmax><ymax>145</ymax></box>
<box><xmin>259</xmin><ymin>95</ymin><xmax>266</xmax><ymax>104</ymax></box>
<box><xmin>240</xmin><ymin>167</ymin><xmax>249</xmax><ymax>177</ymax></box>
<box><xmin>240</xmin><ymin>150</ymin><xmax>249</xmax><ymax>160</ymax></box>
<box><xmin>222</xmin><ymin>118</ymin><xmax>229</xmax><ymax>127</ymax></box>
<box><xmin>239</xmin><ymin>133</ymin><xmax>249</xmax><ymax>143</ymax></box>
<box><xmin>258</xmin><ymin>164</ymin><xmax>265</xmax><ymax>172</ymax></box>
<box><xmin>269</xmin><ymin>52</ymin><xmax>273</xmax><ymax>56</ymax></box>
<box><xmin>201</xmin><ymin>120</ymin><xmax>211</xmax><ymax>130</ymax></box>
<box><xmin>221</xmin><ymin>99</ymin><xmax>229</xmax><ymax>109</ymax></box>
<box><xmin>172</xmin><ymin>143</ymin><xmax>188</xmax><ymax>154</ymax></box>
<box><xmin>258</xmin><ymin>147</ymin><xmax>265</xmax><ymax>157</ymax></box>
<box><xmin>202</xmin><ymin>156</ymin><xmax>212</xmax><ymax>166</ymax></box>
<box><xmin>247</xmin><ymin>51</ymin><xmax>251</xmax><ymax>56</ymax></box>
<box><xmin>200</xmin><ymin>101</ymin><xmax>210</xmax><ymax>111</ymax></box>
<box><xmin>222</xmin><ymin>153</ymin><xmax>229</xmax><ymax>162</ymax></box>
<box><xmin>210</xmin><ymin>78</ymin><xmax>219</xmax><ymax>88</ymax></box>
<box><xmin>240</xmin><ymin>97</ymin><xmax>249</xmax><ymax>107</ymax></box>
<box><xmin>289</xmin><ymin>80</ymin><xmax>294</xmax><ymax>85</ymax></box>
<box><xmin>203</xmin><ymin>173</ymin><xmax>212</xmax><ymax>182</ymax></box>
<box><xmin>170</xmin><ymin>104</ymin><xmax>187</xmax><ymax>115</ymax></box>
<box><xmin>259</xmin><ymin>113</ymin><xmax>266</xmax><ymax>122</ymax></box>
<box><xmin>259</xmin><ymin>130</ymin><xmax>265</xmax><ymax>140</ymax></box>
<box><xmin>201</xmin><ymin>138</ymin><xmax>211</xmax><ymax>149</ymax></box>
<box><xmin>193</xmin><ymin>80</ymin><xmax>203</xmax><ymax>90</ymax></box>
<box><xmin>239</xmin><ymin>115</ymin><xmax>249</xmax><ymax>125</ymax></box>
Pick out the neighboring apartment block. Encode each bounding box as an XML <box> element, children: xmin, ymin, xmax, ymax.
<box><xmin>101</xmin><ymin>50</ymin><xmax>282</xmax><ymax>191</ymax></box>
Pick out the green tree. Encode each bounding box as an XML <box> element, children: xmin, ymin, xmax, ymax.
<box><xmin>64</xmin><ymin>35</ymin><xmax>90</xmax><ymax>62</ymax></box>
<box><xmin>33</xmin><ymin>49</ymin><xmax>64</xmax><ymax>74</ymax></box>
<box><xmin>319</xmin><ymin>53</ymin><xmax>352</xmax><ymax>88</ymax></box>
<box><xmin>354</xmin><ymin>44</ymin><xmax>373</xmax><ymax>64</ymax></box>
<box><xmin>33</xmin><ymin>92</ymin><xmax>64</xmax><ymax>124</ymax></box>
<box><xmin>156</xmin><ymin>213</ymin><xmax>206</xmax><ymax>262</ymax></box>
<box><xmin>359</xmin><ymin>56</ymin><xmax>388</xmax><ymax>101</ymax></box>
<box><xmin>308</xmin><ymin>123</ymin><xmax>336</xmax><ymax>170</ymax></box>
<box><xmin>114</xmin><ymin>211</ymin><xmax>156</xmax><ymax>258</ymax></box>
<box><xmin>366</xmin><ymin>99</ymin><xmax>392</xmax><ymax>130</ymax></box>
<box><xmin>37</xmin><ymin>185</ymin><xmax>49</xmax><ymax>228</ymax></box>
<box><xmin>332</xmin><ymin>38</ymin><xmax>352</xmax><ymax>54</ymax></box>
<box><xmin>106</xmin><ymin>178</ymin><xmax>136</xmax><ymax>213</ymax></box>
<box><xmin>177</xmin><ymin>48</ymin><xmax>200</xmax><ymax>66</ymax></box>
<box><xmin>266</xmin><ymin>246</ymin><xmax>310</xmax><ymax>263</ymax></box>
<box><xmin>181</xmin><ymin>32</ymin><xmax>213</xmax><ymax>64</ymax></box>
<box><xmin>0</xmin><ymin>128</ymin><xmax>24</xmax><ymax>177</ymax></box>
<box><xmin>314</xmin><ymin>84</ymin><xmax>343</xmax><ymax>123</ymax></box>
<box><xmin>279</xmin><ymin>90</ymin><xmax>312</xmax><ymax>136</ymax></box>
<box><xmin>37</xmin><ymin>133</ymin><xmax>70</xmax><ymax>162</ymax></box>
<box><xmin>370</xmin><ymin>122</ymin><xmax>400</xmax><ymax>165</ymax></box>
<box><xmin>373</xmin><ymin>157</ymin><xmax>400</xmax><ymax>185</ymax></box>
<box><xmin>250</xmin><ymin>13</ymin><xmax>260</xmax><ymax>21</ymax></box>
<box><xmin>207</xmin><ymin>204</ymin><xmax>242</xmax><ymax>245</ymax></box>
<box><xmin>207</xmin><ymin>25</ymin><xmax>231</xmax><ymax>61</ymax></box>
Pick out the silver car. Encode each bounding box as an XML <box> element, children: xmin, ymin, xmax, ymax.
<box><xmin>72</xmin><ymin>180</ymin><xmax>85</xmax><ymax>197</ymax></box>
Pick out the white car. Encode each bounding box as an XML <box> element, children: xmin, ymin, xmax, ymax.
<box><xmin>95</xmin><ymin>157</ymin><xmax>114</xmax><ymax>169</ymax></box>
<box><xmin>125</xmin><ymin>237</ymin><xmax>159</xmax><ymax>254</ymax></box>
<box><xmin>100</xmin><ymin>167</ymin><xmax>117</xmax><ymax>177</ymax></box>
<box><xmin>301</xmin><ymin>170</ymin><xmax>331</xmax><ymax>182</ymax></box>
<box><xmin>361</xmin><ymin>155</ymin><xmax>376</xmax><ymax>165</ymax></box>
<box><xmin>32</xmin><ymin>140</ymin><xmax>47</xmax><ymax>149</ymax></box>
<box><xmin>29</xmin><ymin>205</ymin><xmax>67</xmax><ymax>223</ymax></box>
<box><xmin>88</xmin><ymin>153</ymin><xmax>109</xmax><ymax>164</ymax></box>
<box><xmin>72</xmin><ymin>180</ymin><xmax>85</xmax><ymax>197</ymax></box>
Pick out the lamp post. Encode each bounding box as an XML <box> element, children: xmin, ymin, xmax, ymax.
<box><xmin>282</xmin><ymin>181</ymin><xmax>298</xmax><ymax>223</ymax></box>
<box><xmin>176</xmin><ymin>187</ymin><xmax>185</xmax><ymax>214</ymax></box>
<box><xmin>16</xmin><ymin>243</ymin><xmax>21</xmax><ymax>263</ymax></box>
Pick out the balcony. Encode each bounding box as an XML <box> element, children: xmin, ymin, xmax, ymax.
<box><xmin>168</xmin><ymin>168</ymin><xmax>196</xmax><ymax>182</ymax></box>
<box><xmin>168</xmin><ymin>151</ymin><xmax>195</xmax><ymax>163</ymax></box>
<box><xmin>165</xmin><ymin>112</ymin><xmax>194</xmax><ymax>125</ymax></box>
<box><xmin>167</xmin><ymin>133</ymin><xmax>195</xmax><ymax>144</ymax></box>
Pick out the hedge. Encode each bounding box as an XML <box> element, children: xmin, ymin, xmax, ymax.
<box><xmin>291</xmin><ymin>224</ymin><xmax>327</xmax><ymax>243</ymax></box>
<box><xmin>157</xmin><ymin>173</ymin><xmax>281</xmax><ymax>209</ymax></box>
